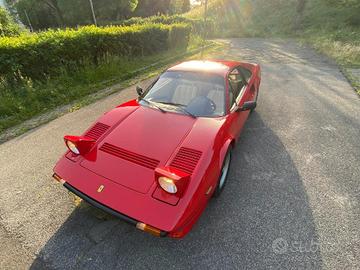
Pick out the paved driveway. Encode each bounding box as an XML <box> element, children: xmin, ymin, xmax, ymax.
<box><xmin>0</xmin><ymin>38</ymin><xmax>359</xmax><ymax>270</ymax></box>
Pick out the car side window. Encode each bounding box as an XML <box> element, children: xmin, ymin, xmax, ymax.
<box><xmin>228</xmin><ymin>83</ymin><xmax>235</xmax><ymax>109</ymax></box>
<box><xmin>238</xmin><ymin>66</ymin><xmax>252</xmax><ymax>82</ymax></box>
<box><xmin>228</xmin><ymin>68</ymin><xmax>246</xmax><ymax>110</ymax></box>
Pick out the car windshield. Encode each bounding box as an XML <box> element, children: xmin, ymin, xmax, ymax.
<box><xmin>141</xmin><ymin>71</ymin><xmax>225</xmax><ymax>117</ymax></box>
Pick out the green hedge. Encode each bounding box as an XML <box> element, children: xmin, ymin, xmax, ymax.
<box><xmin>99</xmin><ymin>15</ymin><xmax>188</xmax><ymax>27</ymax></box>
<box><xmin>0</xmin><ymin>23</ymin><xmax>191</xmax><ymax>83</ymax></box>
<box><xmin>121</xmin><ymin>15</ymin><xmax>189</xmax><ymax>26</ymax></box>
<box><xmin>101</xmin><ymin>15</ymin><xmax>212</xmax><ymax>37</ymax></box>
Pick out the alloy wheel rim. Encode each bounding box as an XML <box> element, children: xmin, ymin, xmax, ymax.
<box><xmin>219</xmin><ymin>152</ymin><xmax>231</xmax><ymax>189</ymax></box>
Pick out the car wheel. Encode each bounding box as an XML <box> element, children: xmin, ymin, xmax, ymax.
<box><xmin>213</xmin><ymin>148</ymin><xmax>232</xmax><ymax>198</ymax></box>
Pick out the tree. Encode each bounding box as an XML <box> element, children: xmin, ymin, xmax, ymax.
<box><xmin>0</xmin><ymin>6</ymin><xmax>21</xmax><ymax>36</ymax></box>
<box><xmin>324</xmin><ymin>0</ymin><xmax>360</xmax><ymax>8</ymax></box>
<box><xmin>94</xmin><ymin>0</ymin><xmax>138</xmax><ymax>21</ymax></box>
<box><xmin>135</xmin><ymin>0</ymin><xmax>172</xmax><ymax>17</ymax></box>
<box><xmin>169</xmin><ymin>0</ymin><xmax>190</xmax><ymax>14</ymax></box>
<box><xmin>42</xmin><ymin>0</ymin><xmax>65</xmax><ymax>26</ymax></box>
<box><xmin>59</xmin><ymin>0</ymin><xmax>93</xmax><ymax>26</ymax></box>
<box><xmin>6</xmin><ymin>0</ymin><xmax>63</xmax><ymax>29</ymax></box>
<box><xmin>322</xmin><ymin>0</ymin><xmax>360</xmax><ymax>26</ymax></box>
<box><xmin>181</xmin><ymin>0</ymin><xmax>190</xmax><ymax>13</ymax></box>
<box><xmin>294</xmin><ymin>0</ymin><xmax>307</xmax><ymax>30</ymax></box>
<box><xmin>6</xmin><ymin>0</ymin><xmax>139</xmax><ymax>29</ymax></box>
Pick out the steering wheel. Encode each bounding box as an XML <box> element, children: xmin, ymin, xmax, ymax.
<box><xmin>208</xmin><ymin>98</ymin><xmax>217</xmax><ymax>113</ymax></box>
<box><xmin>187</xmin><ymin>96</ymin><xmax>217</xmax><ymax>116</ymax></box>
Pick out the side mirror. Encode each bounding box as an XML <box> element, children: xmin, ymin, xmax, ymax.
<box><xmin>236</xmin><ymin>101</ymin><xmax>257</xmax><ymax>112</ymax></box>
<box><xmin>136</xmin><ymin>85</ymin><xmax>143</xmax><ymax>96</ymax></box>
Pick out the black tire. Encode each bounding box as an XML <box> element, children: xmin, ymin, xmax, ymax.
<box><xmin>213</xmin><ymin>148</ymin><xmax>232</xmax><ymax>198</ymax></box>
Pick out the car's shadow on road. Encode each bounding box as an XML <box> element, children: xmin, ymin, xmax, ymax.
<box><xmin>31</xmin><ymin>112</ymin><xmax>322</xmax><ymax>270</ymax></box>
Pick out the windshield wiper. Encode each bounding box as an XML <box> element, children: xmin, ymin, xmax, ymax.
<box><xmin>157</xmin><ymin>101</ymin><xmax>196</xmax><ymax>118</ymax></box>
<box><xmin>139</xmin><ymin>98</ymin><xmax>166</xmax><ymax>113</ymax></box>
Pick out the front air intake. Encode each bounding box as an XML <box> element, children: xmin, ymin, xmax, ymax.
<box><xmin>170</xmin><ymin>147</ymin><xmax>202</xmax><ymax>175</ymax></box>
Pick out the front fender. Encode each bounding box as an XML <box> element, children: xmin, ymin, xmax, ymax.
<box><xmin>219</xmin><ymin>137</ymin><xmax>234</xmax><ymax>169</ymax></box>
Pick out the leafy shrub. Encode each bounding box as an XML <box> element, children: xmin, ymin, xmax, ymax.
<box><xmin>0</xmin><ymin>23</ymin><xmax>191</xmax><ymax>84</ymax></box>
<box><xmin>168</xmin><ymin>23</ymin><xmax>191</xmax><ymax>48</ymax></box>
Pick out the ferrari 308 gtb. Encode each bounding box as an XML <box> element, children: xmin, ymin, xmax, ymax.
<box><xmin>53</xmin><ymin>60</ymin><xmax>261</xmax><ymax>238</ymax></box>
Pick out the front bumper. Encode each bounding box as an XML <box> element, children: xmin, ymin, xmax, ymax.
<box><xmin>63</xmin><ymin>181</ymin><xmax>168</xmax><ymax>237</ymax></box>
<box><xmin>53</xmin><ymin>154</ymin><xmax>193</xmax><ymax>237</ymax></box>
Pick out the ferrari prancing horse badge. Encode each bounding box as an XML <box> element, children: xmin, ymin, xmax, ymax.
<box><xmin>97</xmin><ymin>185</ymin><xmax>104</xmax><ymax>193</ymax></box>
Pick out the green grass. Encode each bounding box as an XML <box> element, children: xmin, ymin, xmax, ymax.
<box><xmin>299</xmin><ymin>1</ymin><xmax>360</xmax><ymax>93</ymax></box>
<box><xmin>186</xmin><ymin>0</ymin><xmax>298</xmax><ymax>38</ymax></box>
<box><xmin>300</xmin><ymin>0</ymin><xmax>360</xmax><ymax>68</ymax></box>
<box><xmin>341</xmin><ymin>67</ymin><xmax>360</xmax><ymax>95</ymax></box>
<box><xmin>0</xmin><ymin>35</ymin><xmax>216</xmax><ymax>134</ymax></box>
<box><xmin>0</xmin><ymin>56</ymin><xmax>158</xmax><ymax>132</ymax></box>
<box><xmin>301</xmin><ymin>28</ymin><xmax>360</xmax><ymax>67</ymax></box>
<box><xmin>296</xmin><ymin>33</ymin><xmax>360</xmax><ymax>96</ymax></box>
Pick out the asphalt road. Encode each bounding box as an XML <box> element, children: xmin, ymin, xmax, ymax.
<box><xmin>0</xmin><ymin>38</ymin><xmax>359</xmax><ymax>270</ymax></box>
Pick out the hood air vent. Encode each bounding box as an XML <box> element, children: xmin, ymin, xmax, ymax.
<box><xmin>84</xmin><ymin>122</ymin><xmax>110</xmax><ymax>141</ymax></box>
<box><xmin>99</xmin><ymin>143</ymin><xmax>160</xmax><ymax>170</ymax></box>
<box><xmin>170</xmin><ymin>147</ymin><xmax>202</xmax><ymax>175</ymax></box>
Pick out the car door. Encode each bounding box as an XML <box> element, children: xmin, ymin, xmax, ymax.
<box><xmin>227</xmin><ymin>66</ymin><xmax>254</xmax><ymax>140</ymax></box>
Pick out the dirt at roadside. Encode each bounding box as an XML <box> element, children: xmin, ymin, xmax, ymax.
<box><xmin>0</xmin><ymin>224</ymin><xmax>34</xmax><ymax>270</ymax></box>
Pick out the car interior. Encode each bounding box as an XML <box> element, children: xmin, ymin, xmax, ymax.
<box><xmin>143</xmin><ymin>67</ymin><xmax>252</xmax><ymax>117</ymax></box>
<box><xmin>144</xmin><ymin>71</ymin><xmax>226</xmax><ymax>117</ymax></box>
<box><xmin>228</xmin><ymin>67</ymin><xmax>252</xmax><ymax>109</ymax></box>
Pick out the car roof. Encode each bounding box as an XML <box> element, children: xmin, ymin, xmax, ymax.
<box><xmin>168</xmin><ymin>60</ymin><xmax>241</xmax><ymax>76</ymax></box>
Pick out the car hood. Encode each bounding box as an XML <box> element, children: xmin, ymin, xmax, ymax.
<box><xmin>81</xmin><ymin>106</ymin><xmax>196</xmax><ymax>194</ymax></box>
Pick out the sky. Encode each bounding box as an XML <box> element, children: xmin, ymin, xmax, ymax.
<box><xmin>191</xmin><ymin>0</ymin><xmax>202</xmax><ymax>5</ymax></box>
<box><xmin>0</xmin><ymin>0</ymin><xmax>5</xmax><ymax>8</ymax></box>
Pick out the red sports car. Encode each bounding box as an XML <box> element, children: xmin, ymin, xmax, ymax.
<box><xmin>53</xmin><ymin>60</ymin><xmax>261</xmax><ymax>238</ymax></box>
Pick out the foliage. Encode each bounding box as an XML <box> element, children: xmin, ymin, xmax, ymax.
<box><xmin>134</xmin><ymin>0</ymin><xmax>171</xmax><ymax>17</ymax></box>
<box><xmin>186</xmin><ymin>0</ymin><xmax>360</xmax><ymax>35</ymax></box>
<box><xmin>6</xmin><ymin>0</ymin><xmax>66</xmax><ymax>29</ymax></box>
<box><xmin>186</xmin><ymin>0</ymin><xmax>256</xmax><ymax>37</ymax></box>
<box><xmin>305</xmin><ymin>0</ymin><xmax>360</xmax><ymax>28</ymax></box>
<box><xmin>300</xmin><ymin>0</ymin><xmax>360</xmax><ymax>68</ymax></box>
<box><xmin>5</xmin><ymin>0</ymin><xmax>139</xmax><ymax>29</ymax></box>
<box><xmin>184</xmin><ymin>0</ymin><xmax>360</xmax><ymax>78</ymax></box>
<box><xmin>323</xmin><ymin>0</ymin><xmax>360</xmax><ymax>8</ymax></box>
<box><xmin>0</xmin><ymin>23</ymin><xmax>191</xmax><ymax>85</ymax></box>
<box><xmin>304</xmin><ymin>27</ymin><xmax>360</xmax><ymax>66</ymax></box>
<box><xmin>5</xmin><ymin>0</ymin><xmax>191</xmax><ymax>30</ymax></box>
<box><xmin>100</xmin><ymin>14</ymin><xmax>210</xmax><ymax>37</ymax></box>
<box><xmin>0</xmin><ymin>7</ymin><xmax>21</xmax><ymax>37</ymax></box>
<box><xmin>119</xmin><ymin>14</ymin><xmax>189</xmax><ymax>26</ymax></box>
<box><xmin>93</xmin><ymin>0</ymin><xmax>139</xmax><ymax>21</ymax></box>
<box><xmin>170</xmin><ymin>0</ymin><xmax>191</xmax><ymax>14</ymax></box>
<box><xmin>134</xmin><ymin>0</ymin><xmax>191</xmax><ymax>17</ymax></box>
